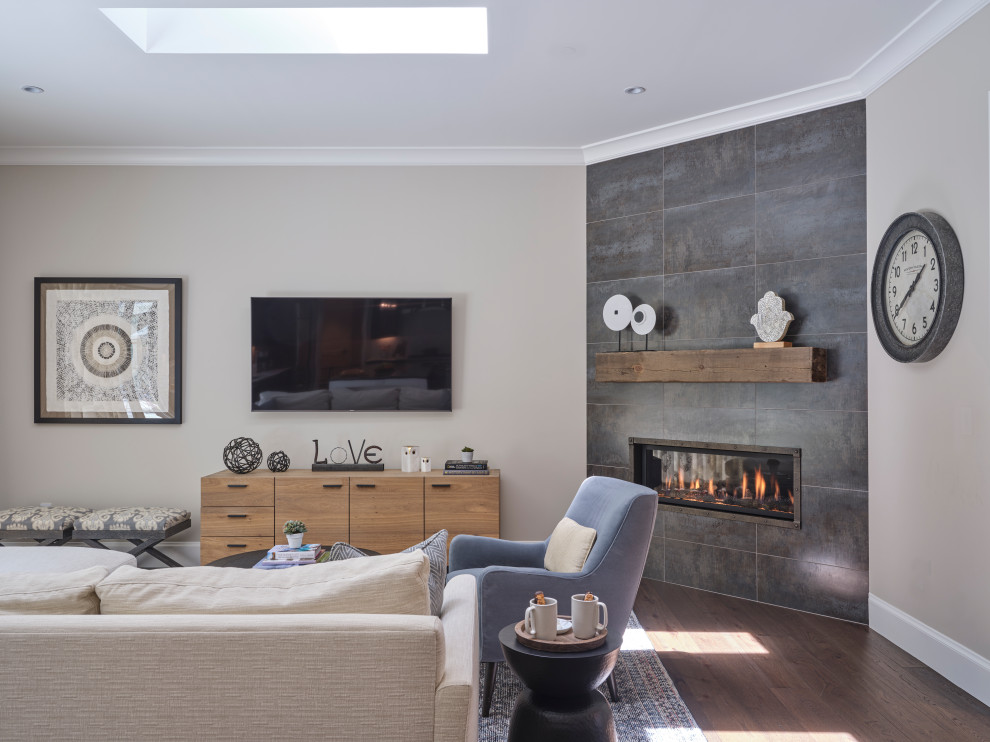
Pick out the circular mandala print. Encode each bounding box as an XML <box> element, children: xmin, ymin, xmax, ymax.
<box><xmin>79</xmin><ymin>323</ymin><xmax>132</xmax><ymax>378</ymax></box>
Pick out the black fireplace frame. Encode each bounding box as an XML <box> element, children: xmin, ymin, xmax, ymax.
<box><xmin>630</xmin><ymin>437</ymin><xmax>802</xmax><ymax>530</ymax></box>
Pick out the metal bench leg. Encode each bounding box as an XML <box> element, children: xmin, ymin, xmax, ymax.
<box><xmin>127</xmin><ymin>537</ymin><xmax>183</xmax><ymax>568</ymax></box>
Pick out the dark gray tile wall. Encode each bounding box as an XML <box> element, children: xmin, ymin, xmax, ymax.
<box><xmin>586</xmin><ymin>101</ymin><xmax>868</xmax><ymax>622</ymax></box>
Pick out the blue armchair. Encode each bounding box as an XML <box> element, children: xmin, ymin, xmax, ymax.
<box><xmin>446</xmin><ymin>476</ymin><xmax>658</xmax><ymax>715</ymax></box>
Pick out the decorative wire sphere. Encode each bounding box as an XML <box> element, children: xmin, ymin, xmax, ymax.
<box><xmin>267</xmin><ymin>450</ymin><xmax>290</xmax><ymax>473</ymax></box>
<box><xmin>223</xmin><ymin>437</ymin><xmax>263</xmax><ymax>474</ymax></box>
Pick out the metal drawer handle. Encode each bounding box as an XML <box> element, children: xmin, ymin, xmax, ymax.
<box><xmin>323</xmin><ymin>484</ymin><xmax>343</xmax><ymax>489</ymax></box>
<box><xmin>431</xmin><ymin>484</ymin><xmax>452</xmax><ymax>489</ymax></box>
<box><xmin>226</xmin><ymin>514</ymin><xmax>249</xmax><ymax>518</ymax></box>
<box><xmin>227</xmin><ymin>544</ymin><xmax>247</xmax><ymax>548</ymax></box>
<box><xmin>355</xmin><ymin>483</ymin><xmax>376</xmax><ymax>489</ymax></box>
<box><xmin>226</xmin><ymin>484</ymin><xmax>248</xmax><ymax>489</ymax></box>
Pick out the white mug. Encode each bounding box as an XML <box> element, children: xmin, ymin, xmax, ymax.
<box><xmin>524</xmin><ymin>597</ymin><xmax>557</xmax><ymax>641</ymax></box>
<box><xmin>571</xmin><ymin>593</ymin><xmax>608</xmax><ymax>639</ymax></box>
<box><xmin>420</xmin><ymin>457</ymin><xmax>432</xmax><ymax>472</ymax></box>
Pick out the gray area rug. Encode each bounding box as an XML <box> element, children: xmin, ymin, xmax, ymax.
<box><xmin>479</xmin><ymin>612</ymin><xmax>708</xmax><ymax>741</ymax></box>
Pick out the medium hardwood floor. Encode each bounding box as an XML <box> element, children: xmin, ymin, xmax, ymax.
<box><xmin>634</xmin><ymin>578</ymin><xmax>990</xmax><ymax>742</ymax></box>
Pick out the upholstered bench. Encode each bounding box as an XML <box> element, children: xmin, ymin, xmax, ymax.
<box><xmin>0</xmin><ymin>506</ymin><xmax>92</xmax><ymax>546</ymax></box>
<box><xmin>72</xmin><ymin>507</ymin><xmax>191</xmax><ymax>568</ymax></box>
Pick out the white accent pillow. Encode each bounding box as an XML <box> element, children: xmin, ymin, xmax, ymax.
<box><xmin>97</xmin><ymin>550</ymin><xmax>431</xmax><ymax>615</ymax></box>
<box><xmin>544</xmin><ymin>517</ymin><xmax>597</xmax><ymax>573</ymax></box>
<box><xmin>0</xmin><ymin>566</ymin><xmax>108</xmax><ymax>614</ymax></box>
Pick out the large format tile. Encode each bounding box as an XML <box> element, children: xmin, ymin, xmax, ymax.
<box><xmin>665</xmin><ymin>539</ymin><xmax>757</xmax><ymax>600</ymax></box>
<box><xmin>755</xmin><ymin>175</ymin><xmax>866</xmax><ymax>264</ymax></box>
<box><xmin>664</xmin><ymin>128</ymin><xmax>755</xmax><ymax>209</ymax></box>
<box><xmin>587</xmin><ymin>465</ymin><xmax>631</xmax><ymax>481</ymax></box>
<box><xmin>587</xmin><ymin>149</ymin><xmax>664</xmax><ymax>222</ymax></box>
<box><xmin>644</xmin><ymin>536</ymin><xmax>665</xmax><ymax>581</ymax></box>
<box><xmin>587</xmin><ymin>211</ymin><xmax>663</xmax><ymax>283</ymax></box>
<box><xmin>663</xmin><ymin>406</ymin><xmax>756</xmax><ymax>445</ymax></box>
<box><xmin>587</xmin><ymin>343</ymin><xmax>665</xmax><ymax>406</ymax></box>
<box><xmin>587</xmin><ymin>403</ymin><xmax>663</xmax><ymax>469</ymax></box>
<box><xmin>587</xmin><ymin>276</ymin><xmax>663</xmax><ymax>345</ymax></box>
<box><xmin>664</xmin><ymin>509</ymin><xmax>756</xmax><ymax>552</ymax></box>
<box><xmin>757</xmin><ymin>554</ymin><xmax>868</xmax><ymax>623</ymax></box>
<box><xmin>664</xmin><ymin>381</ymin><xmax>755</xmax><ymax>410</ymax></box>
<box><xmin>754</xmin><ymin>409</ymin><xmax>868</xmax><ymax>492</ymax></box>
<box><xmin>756</xmin><ymin>254</ymin><xmax>867</xmax><ymax>336</ymax></box>
<box><xmin>664</xmin><ymin>195</ymin><xmax>755</xmax><ymax>274</ymax></box>
<box><xmin>756</xmin><ymin>332</ymin><xmax>867</xmax><ymax>412</ymax></box>
<box><xmin>757</xmin><ymin>486</ymin><xmax>868</xmax><ymax>571</ymax></box>
<box><xmin>663</xmin><ymin>266</ymin><xmax>756</xmax><ymax>341</ymax></box>
<box><xmin>755</xmin><ymin>101</ymin><xmax>866</xmax><ymax>192</ymax></box>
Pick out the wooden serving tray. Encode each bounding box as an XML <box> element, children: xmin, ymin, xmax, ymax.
<box><xmin>514</xmin><ymin>619</ymin><xmax>607</xmax><ymax>652</ymax></box>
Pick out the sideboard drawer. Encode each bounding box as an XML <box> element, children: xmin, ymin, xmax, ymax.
<box><xmin>201</xmin><ymin>475</ymin><xmax>274</xmax><ymax>507</ymax></box>
<box><xmin>201</xmin><ymin>507</ymin><xmax>274</xmax><ymax>537</ymax></box>
<box><xmin>200</xmin><ymin>537</ymin><xmax>273</xmax><ymax>565</ymax></box>
<box><xmin>349</xmin><ymin>477</ymin><xmax>423</xmax><ymax>496</ymax></box>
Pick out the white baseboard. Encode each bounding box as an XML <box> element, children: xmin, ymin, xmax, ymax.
<box><xmin>869</xmin><ymin>593</ymin><xmax>990</xmax><ymax>708</ymax></box>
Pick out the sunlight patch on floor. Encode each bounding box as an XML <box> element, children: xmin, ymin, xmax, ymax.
<box><xmin>643</xmin><ymin>629</ymin><xmax>770</xmax><ymax>654</ymax></box>
<box><xmin>701</xmin><ymin>734</ymin><xmax>859</xmax><ymax>741</ymax></box>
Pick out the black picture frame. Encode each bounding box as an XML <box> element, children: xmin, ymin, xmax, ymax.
<box><xmin>34</xmin><ymin>277</ymin><xmax>183</xmax><ymax>424</ymax></box>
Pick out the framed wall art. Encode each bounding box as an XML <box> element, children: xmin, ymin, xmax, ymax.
<box><xmin>34</xmin><ymin>277</ymin><xmax>182</xmax><ymax>424</ymax></box>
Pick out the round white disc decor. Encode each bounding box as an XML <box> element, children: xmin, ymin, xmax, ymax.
<box><xmin>630</xmin><ymin>304</ymin><xmax>657</xmax><ymax>335</ymax></box>
<box><xmin>603</xmin><ymin>294</ymin><xmax>633</xmax><ymax>331</ymax></box>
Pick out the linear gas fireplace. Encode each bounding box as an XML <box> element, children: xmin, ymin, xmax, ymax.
<box><xmin>631</xmin><ymin>438</ymin><xmax>801</xmax><ymax>529</ymax></box>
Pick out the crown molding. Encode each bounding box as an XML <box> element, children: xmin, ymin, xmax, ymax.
<box><xmin>583</xmin><ymin>0</ymin><xmax>990</xmax><ymax>164</ymax></box>
<box><xmin>0</xmin><ymin>146</ymin><xmax>585</xmax><ymax>167</ymax></box>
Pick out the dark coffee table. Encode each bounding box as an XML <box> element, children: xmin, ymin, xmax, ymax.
<box><xmin>207</xmin><ymin>548</ymin><xmax>379</xmax><ymax>568</ymax></box>
<box><xmin>499</xmin><ymin>622</ymin><xmax>621</xmax><ymax>742</ymax></box>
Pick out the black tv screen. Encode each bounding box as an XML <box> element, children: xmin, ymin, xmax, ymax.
<box><xmin>251</xmin><ymin>297</ymin><xmax>452</xmax><ymax>411</ymax></box>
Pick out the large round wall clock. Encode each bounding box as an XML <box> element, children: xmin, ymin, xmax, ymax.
<box><xmin>871</xmin><ymin>211</ymin><xmax>963</xmax><ymax>363</ymax></box>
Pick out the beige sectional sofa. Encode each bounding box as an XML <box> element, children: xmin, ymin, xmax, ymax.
<box><xmin>0</xmin><ymin>551</ymin><xmax>479</xmax><ymax>742</ymax></box>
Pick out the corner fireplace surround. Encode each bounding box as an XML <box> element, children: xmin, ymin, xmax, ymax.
<box><xmin>631</xmin><ymin>438</ymin><xmax>801</xmax><ymax>529</ymax></box>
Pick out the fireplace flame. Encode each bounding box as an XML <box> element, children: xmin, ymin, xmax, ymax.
<box><xmin>755</xmin><ymin>466</ymin><xmax>765</xmax><ymax>500</ymax></box>
<box><xmin>774</xmin><ymin>479</ymin><xmax>780</xmax><ymax>501</ymax></box>
<box><xmin>741</xmin><ymin>472</ymin><xmax>748</xmax><ymax>498</ymax></box>
<box><xmin>708</xmin><ymin>478</ymin><xmax>715</xmax><ymax>496</ymax></box>
<box><xmin>678</xmin><ymin>468</ymin><xmax>684</xmax><ymax>490</ymax></box>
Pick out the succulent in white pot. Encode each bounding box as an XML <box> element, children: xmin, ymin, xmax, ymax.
<box><xmin>283</xmin><ymin>520</ymin><xmax>307</xmax><ymax>548</ymax></box>
<box><xmin>461</xmin><ymin>446</ymin><xmax>474</xmax><ymax>463</ymax></box>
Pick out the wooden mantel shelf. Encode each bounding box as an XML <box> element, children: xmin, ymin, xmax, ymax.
<box><xmin>595</xmin><ymin>347</ymin><xmax>827</xmax><ymax>383</ymax></box>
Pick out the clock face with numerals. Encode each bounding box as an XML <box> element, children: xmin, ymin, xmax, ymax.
<box><xmin>871</xmin><ymin>212</ymin><xmax>963</xmax><ymax>363</ymax></box>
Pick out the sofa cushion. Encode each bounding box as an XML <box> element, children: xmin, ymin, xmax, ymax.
<box><xmin>0</xmin><ymin>546</ymin><xmax>136</xmax><ymax>574</ymax></box>
<box><xmin>97</xmin><ymin>550</ymin><xmax>431</xmax><ymax>615</ymax></box>
<box><xmin>544</xmin><ymin>517</ymin><xmax>597</xmax><ymax>573</ymax></box>
<box><xmin>0</xmin><ymin>566</ymin><xmax>108</xmax><ymax>614</ymax></box>
<box><xmin>328</xmin><ymin>530</ymin><xmax>448</xmax><ymax>616</ymax></box>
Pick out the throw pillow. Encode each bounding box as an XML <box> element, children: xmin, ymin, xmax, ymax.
<box><xmin>96</xmin><ymin>550</ymin><xmax>431</xmax><ymax>615</ymax></box>
<box><xmin>544</xmin><ymin>517</ymin><xmax>597</xmax><ymax>573</ymax></box>
<box><xmin>328</xmin><ymin>529</ymin><xmax>448</xmax><ymax>616</ymax></box>
<box><xmin>0</xmin><ymin>566</ymin><xmax>108</xmax><ymax>614</ymax></box>
<box><xmin>330</xmin><ymin>386</ymin><xmax>399</xmax><ymax>410</ymax></box>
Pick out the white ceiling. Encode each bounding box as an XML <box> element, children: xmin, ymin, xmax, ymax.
<box><xmin>0</xmin><ymin>0</ymin><xmax>986</xmax><ymax>165</ymax></box>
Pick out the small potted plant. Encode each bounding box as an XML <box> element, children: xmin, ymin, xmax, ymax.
<box><xmin>461</xmin><ymin>446</ymin><xmax>474</xmax><ymax>463</ymax></box>
<box><xmin>283</xmin><ymin>520</ymin><xmax>307</xmax><ymax>549</ymax></box>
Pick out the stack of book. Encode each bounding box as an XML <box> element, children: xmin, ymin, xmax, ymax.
<box><xmin>254</xmin><ymin>544</ymin><xmax>326</xmax><ymax>569</ymax></box>
<box><xmin>443</xmin><ymin>459</ymin><xmax>489</xmax><ymax>475</ymax></box>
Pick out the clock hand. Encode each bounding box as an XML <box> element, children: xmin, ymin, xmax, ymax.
<box><xmin>894</xmin><ymin>263</ymin><xmax>927</xmax><ymax>318</ymax></box>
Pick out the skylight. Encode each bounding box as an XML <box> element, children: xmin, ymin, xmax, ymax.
<box><xmin>100</xmin><ymin>7</ymin><xmax>488</xmax><ymax>54</ymax></box>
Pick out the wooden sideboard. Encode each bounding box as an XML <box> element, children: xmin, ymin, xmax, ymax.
<box><xmin>200</xmin><ymin>469</ymin><xmax>500</xmax><ymax>564</ymax></box>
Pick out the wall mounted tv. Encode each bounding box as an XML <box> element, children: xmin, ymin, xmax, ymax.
<box><xmin>251</xmin><ymin>297</ymin><xmax>452</xmax><ymax>411</ymax></box>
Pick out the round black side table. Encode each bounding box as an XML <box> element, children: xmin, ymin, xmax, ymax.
<box><xmin>498</xmin><ymin>623</ymin><xmax>621</xmax><ymax>742</ymax></box>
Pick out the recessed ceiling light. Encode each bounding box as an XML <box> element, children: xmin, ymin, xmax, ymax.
<box><xmin>100</xmin><ymin>7</ymin><xmax>488</xmax><ymax>54</ymax></box>
<box><xmin>624</xmin><ymin>86</ymin><xmax>646</xmax><ymax>95</ymax></box>
<box><xmin>21</xmin><ymin>85</ymin><xmax>45</xmax><ymax>94</ymax></box>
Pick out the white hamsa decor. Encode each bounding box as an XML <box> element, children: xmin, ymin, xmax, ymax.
<box><xmin>750</xmin><ymin>291</ymin><xmax>794</xmax><ymax>343</ymax></box>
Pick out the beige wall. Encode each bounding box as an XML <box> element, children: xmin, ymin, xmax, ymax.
<box><xmin>0</xmin><ymin>165</ymin><xmax>587</xmax><ymax>550</ymax></box>
<box><xmin>867</xmin><ymin>7</ymin><xmax>990</xmax><ymax>658</ymax></box>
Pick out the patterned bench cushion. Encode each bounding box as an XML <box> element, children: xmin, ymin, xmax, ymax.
<box><xmin>0</xmin><ymin>506</ymin><xmax>93</xmax><ymax>532</ymax></box>
<box><xmin>74</xmin><ymin>507</ymin><xmax>191</xmax><ymax>533</ymax></box>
